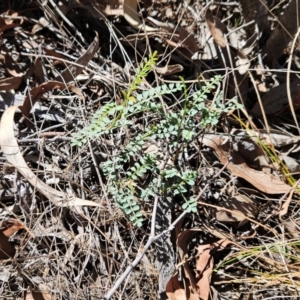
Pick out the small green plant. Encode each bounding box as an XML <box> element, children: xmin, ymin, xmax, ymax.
<box><xmin>72</xmin><ymin>53</ymin><xmax>243</xmax><ymax>226</ymax></box>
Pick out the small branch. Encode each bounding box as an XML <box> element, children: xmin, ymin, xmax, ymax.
<box><xmin>103</xmin><ymin>160</ymin><xmax>229</xmax><ymax>299</ymax></box>
<box><xmin>103</xmin><ymin>210</ymin><xmax>187</xmax><ymax>300</ymax></box>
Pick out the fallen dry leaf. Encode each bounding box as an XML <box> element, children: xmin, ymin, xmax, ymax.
<box><xmin>0</xmin><ymin>77</ymin><xmax>23</xmax><ymax>91</ymax></box>
<box><xmin>0</xmin><ymin>10</ymin><xmax>23</xmax><ymax>35</ymax></box>
<box><xmin>154</xmin><ymin>64</ymin><xmax>184</xmax><ymax>76</ymax></box>
<box><xmin>169</xmin><ymin>229</ymin><xmax>233</xmax><ymax>300</ymax></box>
<box><xmin>202</xmin><ymin>134</ymin><xmax>291</xmax><ymax>194</ymax></box>
<box><xmin>25</xmin><ymin>283</ymin><xmax>54</xmax><ymax>300</ymax></box>
<box><xmin>205</xmin><ymin>9</ymin><xmax>227</xmax><ymax>48</ymax></box>
<box><xmin>166</xmin><ymin>274</ymin><xmax>187</xmax><ymax>300</ymax></box>
<box><xmin>123</xmin><ymin>0</ymin><xmax>158</xmax><ymax>32</ymax></box>
<box><xmin>205</xmin><ymin>9</ymin><xmax>249</xmax><ymax>103</ymax></box>
<box><xmin>55</xmin><ymin>32</ymin><xmax>99</xmax><ymax>83</ymax></box>
<box><xmin>211</xmin><ymin>194</ymin><xmax>258</xmax><ymax>227</ymax></box>
<box><xmin>195</xmin><ymin>239</ymin><xmax>232</xmax><ymax>300</ymax></box>
<box><xmin>251</xmin><ymin>79</ymin><xmax>300</xmax><ymax>116</ymax></box>
<box><xmin>0</xmin><ymin>219</ymin><xmax>26</xmax><ymax>260</ymax></box>
<box><xmin>0</xmin><ymin>106</ymin><xmax>100</xmax><ymax>207</ymax></box>
<box><xmin>21</xmin><ymin>81</ymin><xmax>83</xmax><ymax>129</ymax></box>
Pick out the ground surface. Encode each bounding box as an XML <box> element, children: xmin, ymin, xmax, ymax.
<box><xmin>0</xmin><ymin>0</ymin><xmax>300</xmax><ymax>299</ymax></box>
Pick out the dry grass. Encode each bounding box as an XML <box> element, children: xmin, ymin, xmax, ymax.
<box><xmin>0</xmin><ymin>0</ymin><xmax>300</xmax><ymax>299</ymax></box>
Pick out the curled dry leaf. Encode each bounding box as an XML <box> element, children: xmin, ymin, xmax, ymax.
<box><xmin>202</xmin><ymin>134</ymin><xmax>291</xmax><ymax>194</ymax></box>
<box><xmin>0</xmin><ymin>82</ymin><xmax>100</xmax><ymax>208</ymax></box>
<box><xmin>154</xmin><ymin>64</ymin><xmax>184</xmax><ymax>76</ymax></box>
